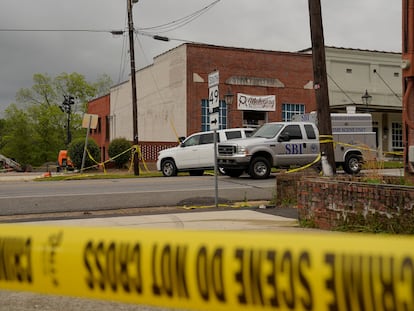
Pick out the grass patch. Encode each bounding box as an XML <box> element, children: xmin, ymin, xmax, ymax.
<box><xmin>36</xmin><ymin>171</ymin><xmax>163</xmax><ymax>181</ymax></box>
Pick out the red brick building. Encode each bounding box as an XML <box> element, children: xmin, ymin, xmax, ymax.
<box><xmin>185</xmin><ymin>44</ymin><xmax>316</xmax><ymax>135</ymax></box>
<box><xmin>87</xmin><ymin>94</ymin><xmax>110</xmax><ymax>163</ymax></box>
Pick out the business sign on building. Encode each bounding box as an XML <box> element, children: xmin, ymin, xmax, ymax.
<box><xmin>237</xmin><ymin>93</ymin><xmax>276</xmax><ymax>111</ymax></box>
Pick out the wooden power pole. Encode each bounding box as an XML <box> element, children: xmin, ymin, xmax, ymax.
<box><xmin>127</xmin><ymin>0</ymin><xmax>139</xmax><ymax>175</ymax></box>
<box><xmin>308</xmin><ymin>0</ymin><xmax>336</xmax><ymax>173</ymax></box>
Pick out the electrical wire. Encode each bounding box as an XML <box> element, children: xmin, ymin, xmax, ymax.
<box><xmin>134</xmin><ymin>31</ymin><xmax>184</xmax><ymax>139</ymax></box>
<box><xmin>111</xmin><ymin>9</ymin><xmax>129</xmax><ymax>118</ymax></box>
<box><xmin>0</xmin><ymin>28</ymin><xmax>120</xmax><ymax>33</ymax></box>
<box><xmin>373</xmin><ymin>69</ymin><xmax>402</xmax><ymax>101</ymax></box>
<box><xmin>134</xmin><ymin>32</ymin><xmax>168</xmax><ymax>108</ymax></box>
<box><xmin>327</xmin><ymin>73</ymin><xmax>356</xmax><ymax>104</ymax></box>
<box><xmin>0</xmin><ymin>0</ymin><xmax>220</xmax><ymax>35</ymax></box>
<box><xmin>137</xmin><ymin>0</ymin><xmax>220</xmax><ymax>34</ymax></box>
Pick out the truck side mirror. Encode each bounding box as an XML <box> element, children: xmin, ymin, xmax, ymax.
<box><xmin>278</xmin><ymin>133</ymin><xmax>290</xmax><ymax>142</ymax></box>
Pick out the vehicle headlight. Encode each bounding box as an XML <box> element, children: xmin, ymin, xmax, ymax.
<box><xmin>236</xmin><ymin>146</ymin><xmax>248</xmax><ymax>155</ymax></box>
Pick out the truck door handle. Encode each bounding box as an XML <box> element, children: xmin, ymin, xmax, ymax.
<box><xmin>303</xmin><ymin>143</ymin><xmax>307</xmax><ymax>148</ymax></box>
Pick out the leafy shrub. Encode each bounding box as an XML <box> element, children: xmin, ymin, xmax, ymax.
<box><xmin>108</xmin><ymin>138</ymin><xmax>132</xmax><ymax>168</ymax></box>
<box><xmin>68</xmin><ymin>138</ymin><xmax>100</xmax><ymax>169</ymax></box>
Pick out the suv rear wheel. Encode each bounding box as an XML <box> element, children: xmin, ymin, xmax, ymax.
<box><xmin>161</xmin><ymin>159</ymin><xmax>178</xmax><ymax>177</ymax></box>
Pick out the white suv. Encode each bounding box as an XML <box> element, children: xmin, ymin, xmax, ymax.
<box><xmin>156</xmin><ymin>128</ymin><xmax>254</xmax><ymax>177</ymax></box>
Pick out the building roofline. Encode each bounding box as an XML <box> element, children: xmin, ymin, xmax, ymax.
<box><xmin>298</xmin><ymin>46</ymin><xmax>401</xmax><ymax>55</ymax></box>
<box><xmin>154</xmin><ymin>42</ymin><xmax>313</xmax><ymax>60</ymax></box>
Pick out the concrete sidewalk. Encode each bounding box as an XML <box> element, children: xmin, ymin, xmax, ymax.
<box><xmin>24</xmin><ymin>209</ymin><xmax>311</xmax><ymax>232</ymax></box>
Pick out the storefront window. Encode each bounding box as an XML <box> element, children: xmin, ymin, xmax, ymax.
<box><xmin>242</xmin><ymin>111</ymin><xmax>266</xmax><ymax>127</ymax></box>
<box><xmin>282</xmin><ymin>103</ymin><xmax>305</xmax><ymax>121</ymax></box>
<box><xmin>201</xmin><ymin>99</ymin><xmax>227</xmax><ymax>131</ymax></box>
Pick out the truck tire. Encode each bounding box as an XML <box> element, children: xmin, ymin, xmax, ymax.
<box><xmin>343</xmin><ymin>154</ymin><xmax>361</xmax><ymax>174</ymax></box>
<box><xmin>249</xmin><ymin>157</ymin><xmax>271</xmax><ymax>179</ymax></box>
<box><xmin>225</xmin><ymin>169</ymin><xmax>244</xmax><ymax>178</ymax></box>
<box><xmin>161</xmin><ymin>159</ymin><xmax>178</xmax><ymax>177</ymax></box>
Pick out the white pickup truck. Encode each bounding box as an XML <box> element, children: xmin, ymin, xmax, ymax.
<box><xmin>217</xmin><ymin>113</ymin><xmax>376</xmax><ymax>179</ymax></box>
<box><xmin>217</xmin><ymin>122</ymin><xmax>320</xmax><ymax>179</ymax></box>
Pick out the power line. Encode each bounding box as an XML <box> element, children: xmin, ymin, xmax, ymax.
<box><xmin>138</xmin><ymin>0</ymin><xmax>220</xmax><ymax>34</ymax></box>
<box><xmin>0</xmin><ymin>28</ymin><xmax>122</xmax><ymax>33</ymax></box>
<box><xmin>0</xmin><ymin>0</ymin><xmax>221</xmax><ymax>35</ymax></box>
<box><xmin>327</xmin><ymin>73</ymin><xmax>355</xmax><ymax>104</ymax></box>
<box><xmin>373</xmin><ymin>69</ymin><xmax>402</xmax><ymax>101</ymax></box>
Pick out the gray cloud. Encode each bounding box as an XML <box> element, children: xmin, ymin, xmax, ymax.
<box><xmin>0</xmin><ymin>0</ymin><xmax>401</xmax><ymax>115</ymax></box>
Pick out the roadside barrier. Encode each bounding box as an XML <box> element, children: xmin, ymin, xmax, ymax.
<box><xmin>0</xmin><ymin>225</ymin><xmax>413</xmax><ymax>310</ymax></box>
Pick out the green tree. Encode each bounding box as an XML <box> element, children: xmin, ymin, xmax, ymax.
<box><xmin>0</xmin><ymin>72</ymin><xmax>112</xmax><ymax>167</ymax></box>
<box><xmin>93</xmin><ymin>74</ymin><xmax>113</xmax><ymax>98</ymax></box>
<box><xmin>108</xmin><ymin>138</ymin><xmax>132</xmax><ymax>168</ymax></box>
<box><xmin>68</xmin><ymin>137</ymin><xmax>101</xmax><ymax>169</ymax></box>
<box><xmin>1</xmin><ymin>104</ymin><xmax>35</xmax><ymax>165</ymax></box>
<box><xmin>0</xmin><ymin>118</ymin><xmax>6</xmax><ymax>150</ymax></box>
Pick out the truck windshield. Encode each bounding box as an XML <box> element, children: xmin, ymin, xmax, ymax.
<box><xmin>252</xmin><ymin>123</ymin><xmax>284</xmax><ymax>138</ymax></box>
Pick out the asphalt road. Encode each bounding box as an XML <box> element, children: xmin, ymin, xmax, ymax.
<box><xmin>0</xmin><ymin>174</ymin><xmax>276</xmax><ymax>217</ymax></box>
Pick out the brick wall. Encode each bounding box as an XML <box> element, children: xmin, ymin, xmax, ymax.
<box><xmin>186</xmin><ymin>44</ymin><xmax>316</xmax><ymax>135</ymax></box>
<box><xmin>88</xmin><ymin>95</ymin><xmax>110</xmax><ymax>162</ymax></box>
<box><xmin>139</xmin><ymin>141</ymin><xmax>178</xmax><ymax>162</ymax></box>
<box><xmin>296</xmin><ymin>176</ymin><xmax>414</xmax><ymax>233</ymax></box>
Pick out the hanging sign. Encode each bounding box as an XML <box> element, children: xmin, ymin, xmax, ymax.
<box><xmin>237</xmin><ymin>93</ymin><xmax>276</xmax><ymax>111</ymax></box>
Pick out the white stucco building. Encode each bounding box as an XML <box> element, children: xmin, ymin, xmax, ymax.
<box><xmin>327</xmin><ymin>47</ymin><xmax>402</xmax><ymax>156</ymax></box>
<box><xmin>110</xmin><ymin>45</ymin><xmax>188</xmax><ymax>143</ymax></box>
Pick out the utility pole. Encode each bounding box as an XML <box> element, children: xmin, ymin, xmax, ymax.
<box><xmin>127</xmin><ymin>0</ymin><xmax>139</xmax><ymax>175</ymax></box>
<box><xmin>308</xmin><ymin>0</ymin><xmax>335</xmax><ymax>173</ymax></box>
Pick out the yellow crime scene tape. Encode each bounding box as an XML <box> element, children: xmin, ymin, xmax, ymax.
<box><xmin>0</xmin><ymin>224</ymin><xmax>413</xmax><ymax>311</ymax></box>
<box><xmin>285</xmin><ymin>135</ymin><xmax>403</xmax><ymax>174</ymax></box>
<box><xmin>81</xmin><ymin>145</ymin><xmax>150</xmax><ymax>174</ymax></box>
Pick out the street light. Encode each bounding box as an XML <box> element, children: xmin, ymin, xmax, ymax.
<box><xmin>224</xmin><ymin>90</ymin><xmax>234</xmax><ymax>128</ymax></box>
<box><xmin>361</xmin><ymin>89</ymin><xmax>372</xmax><ymax>111</ymax></box>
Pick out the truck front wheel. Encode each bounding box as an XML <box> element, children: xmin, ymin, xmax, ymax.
<box><xmin>343</xmin><ymin>154</ymin><xmax>361</xmax><ymax>174</ymax></box>
<box><xmin>249</xmin><ymin>157</ymin><xmax>271</xmax><ymax>179</ymax></box>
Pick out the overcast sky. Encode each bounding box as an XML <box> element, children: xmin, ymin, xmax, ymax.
<box><xmin>0</xmin><ymin>0</ymin><xmax>401</xmax><ymax>116</ymax></box>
